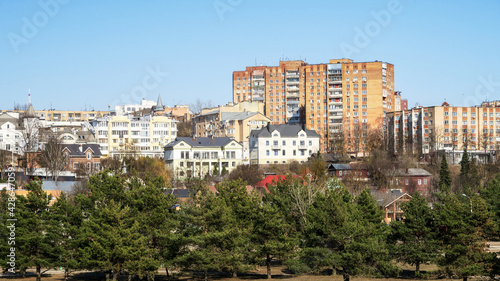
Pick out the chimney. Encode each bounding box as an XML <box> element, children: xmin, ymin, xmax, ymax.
<box><xmin>211</xmin><ymin>135</ymin><xmax>214</xmax><ymax>141</ymax></box>
<box><xmin>192</xmin><ymin>136</ymin><xmax>196</xmax><ymax>142</ymax></box>
<box><xmin>79</xmin><ymin>144</ymin><xmax>83</xmax><ymax>152</ymax></box>
<box><xmin>405</xmin><ymin>168</ymin><xmax>409</xmax><ymax>173</ymax></box>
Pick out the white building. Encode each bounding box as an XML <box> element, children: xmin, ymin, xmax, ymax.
<box><xmin>249</xmin><ymin>124</ymin><xmax>320</xmax><ymax>165</ymax></box>
<box><xmin>164</xmin><ymin>137</ymin><xmax>243</xmax><ymax>178</ymax></box>
<box><xmin>0</xmin><ymin>112</ymin><xmax>22</xmax><ymax>153</ymax></box>
<box><xmin>113</xmin><ymin>98</ymin><xmax>157</xmax><ymax>116</ymax></box>
<box><xmin>94</xmin><ymin>114</ymin><xmax>177</xmax><ymax>158</ymax></box>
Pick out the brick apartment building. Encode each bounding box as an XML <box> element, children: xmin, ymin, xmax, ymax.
<box><xmin>232</xmin><ymin>59</ymin><xmax>398</xmax><ymax>155</ymax></box>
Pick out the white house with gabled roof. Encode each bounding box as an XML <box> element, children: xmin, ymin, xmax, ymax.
<box><xmin>164</xmin><ymin>136</ymin><xmax>243</xmax><ymax>178</ymax></box>
<box><xmin>249</xmin><ymin>124</ymin><xmax>320</xmax><ymax>165</ymax></box>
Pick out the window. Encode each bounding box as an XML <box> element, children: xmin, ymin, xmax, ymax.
<box><xmin>266</xmin><ymin>140</ymin><xmax>269</xmax><ymax>146</ymax></box>
<box><xmin>418</xmin><ymin>179</ymin><xmax>422</xmax><ymax>185</ymax></box>
<box><xmin>293</xmin><ymin>140</ymin><xmax>296</xmax><ymax>146</ymax></box>
<box><xmin>293</xmin><ymin>150</ymin><xmax>296</xmax><ymax>156</ymax></box>
<box><xmin>274</xmin><ymin>150</ymin><xmax>279</xmax><ymax>156</ymax></box>
<box><xmin>282</xmin><ymin>150</ymin><xmax>285</xmax><ymax>156</ymax></box>
<box><xmin>266</xmin><ymin>150</ymin><xmax>269</xmax><ymax>156</ymax></box>
<box><xmin>405</xmin><ymin>179</ymin><xmax>409</xmax><ymax>185</ymax></box>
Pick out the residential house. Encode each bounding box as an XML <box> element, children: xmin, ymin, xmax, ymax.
<box><xmin>62</xmin><ymin>144</ymin><xmax>102</xmax><ymax>175</ymax></box>
<box><xmin>373</xmin><ymin>190</ymin><xmax>412</xmax><ymax>224</ymax></box>
<box><xmin>388</xmin><ymin>168</ymin><xmax>433</xmax><ymax>195</ymax></box>
<box><xmin>164</xmin><ymin>136</ymin><xmax>243</xmax><ymax>178</ymax></box>
<box><xmin>327</xmin><ymin>162</ymin><xmax>369</xmax><ymax>180</ymax></box>
<box><xmin>194</xmin><ymin>108</ymin><xmax>270</xmax><ymax>163</ymax></box>
<box><xmin>249</xmin><ymin>124</ymin><xmax>320</xmax><ymax>165</ymax></box>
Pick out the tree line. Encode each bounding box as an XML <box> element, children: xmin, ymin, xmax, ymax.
<box><xmin>2</xmin><ymin>165</ymin><xmax>500</xmax><ymax>281</ymax></box>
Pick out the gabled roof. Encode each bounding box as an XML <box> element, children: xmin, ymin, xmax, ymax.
<box><xmin>372</xmin><ymin>190</ymin><xmax>412</xmax><ymax>208</ymax></box>
<box><xmin>221</xmin><ymin>111</ymin><xmax>269</xmax><ymax>121</ymax></box>
<box><xmin>61</xmin><ymin>144</ymin><xmax>102</xmax><ymax>157</ymax></box>
<box><xmin>328</xmin><ymin>164</ymin><xmax>351</xmax><ymax>170</ymax></box>
<box><xmin>394</xmin><ymin>168</ymin><xmax>432</xmax><ymax>177</ymax></box>
<box><xmin>250</xmin><ymin>124</ymin><xmax>320</xmax><ymax>138</ymax></box>
<box><xmin>165</xmin><ymin>137</ymin><xmax>240</xmax><ymax>148</ymax></box>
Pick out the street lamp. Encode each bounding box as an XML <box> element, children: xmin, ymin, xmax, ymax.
<box><xmin>462</xmin><ymin>193</ymin><xmax>472</xmax><ymax>213</ymax></box>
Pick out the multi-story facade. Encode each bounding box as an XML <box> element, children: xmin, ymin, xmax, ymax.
<box><xmin>233</xmin><ymin>59</ymin><xmax>396</xmax><ymax>155</ymax></box>
<box><xmin>193</xmin><ymin>101</ymin><xmax>269</xmax><ymax>163</ymax></box>
<box><xmin>0</xmin><ymin>112</ymin><xmax>22</xmax><ymax>153</ymax></box>
<box><xmin>387</xmin><ymin>102</ymin><xmax>500</xmax><ymax>162</ymax></box>
<box><xmin>94</xmin><ymin>114</ymin><xmax>177</xmax><ymax>158</ymax></box>
<box><xmin>249</xmin><ymin>124</ymin><xmax>320</xmax><ymax>165</ymax></box>
<box><xmin>164</xmin><ymin>136</ymin><xmax>243</xmax><ymax>178</ymax></box>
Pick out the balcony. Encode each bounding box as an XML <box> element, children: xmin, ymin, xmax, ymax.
<box><xmin>286</xmin><ymin>80</ymin><xmax>299</xmax><ymax>85</ymax></box>
<box><xmin>328</xmin><ymin>79</ymin><xmax>343</xmax><ymax>84</ymax></box>
<box><xmin>271</xmin><ymin>144</ymin><xmax>281</xmax><ymax>149</ymax></box>
<box><xmin>287</xmin><ymin>86</ymin><xmax>300</xmax><ymax>92</ymax></box>
<box><xmin>298</xmin><ymin>143</ymin><xmax>307</xmax><ymax>149</ymax></box>
<box><xmin>328</xmin><ymin>70</ymin><xmax>342</xmax><ymax>75</ymax></box>
<box><xmin>287</xmin><ymin>93</ymin><xmax>299</xmax><ymax>98</ymax></box>
<box><xmin>286</xmin><ymin>99</ymin><xmax>300</xmax><ymax>104</ymax></box>
<box><xmin>329</xmin><ymin>92</ymin><xmax>342</xmax><ymax>98</ymax></box>
<box><xmin>286</xmin><ymin>72</ymin><xmax>299</xmax><ymax>78</ymax></box>
<box><xmin>329</xmin><ymin>86</ymin><xmax>342</xmax><ymax>91</ymax></box>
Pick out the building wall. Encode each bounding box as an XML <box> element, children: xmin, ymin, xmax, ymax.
<box><xmin>165</xmin><ymin>141</ymin><xmax>243</xmax><ymax>178</ymax></box>
<box><xmin>387</xmin><ymin>104</ymin><xmax>500</xmax><ymax>156</ymax></box>
<box><xmin>95</xmin><ymin>115</ymin><xmax>177</xmax><ymax>158</ymax></box>
<box><xmin>249</xmin><ymin>131</ymin><xmax>320</xmax><ymax>165</ymax></box>
<box><xmin>232</xmin><ymin>59</ymin><xmax>396</xmax><ymax>154</ymax></box>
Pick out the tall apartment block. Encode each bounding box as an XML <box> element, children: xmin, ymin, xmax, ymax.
<box><xmin>387</xmin><ymin>102</ymin><xmax>500</xmax><ymax>163</ymax></box>
<box><xmin>232</xmin><ymin>59</ymin><xmax>397</xmax><ymax>154</ymax></box>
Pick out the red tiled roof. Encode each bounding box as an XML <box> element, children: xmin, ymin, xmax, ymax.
<box><xmin>254</xmin><ymin>175</ymin><xmax>300</xmax><ymax>193</ymax></box>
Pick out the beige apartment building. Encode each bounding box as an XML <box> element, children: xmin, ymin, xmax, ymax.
<box><xmin>193</xmin><ymin>101</ymin><xmax>270</xmax><ymax>162</ymax></box>
<box><xmin>232</xmin><ymin>59</ymin><xmax>397</xmax><ymax>155</ymax></box>
<box><xmin>387</xmin><ymin>102</ymin><xmax>500</xmax><ymax>162</ymax></box>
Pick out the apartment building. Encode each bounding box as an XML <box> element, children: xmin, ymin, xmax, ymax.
<box><xmin>193</xmin><ymin>101</ymin><xmax>269</xmax><ymax>162</ymax></box>
<box><xmin>232</xmin><ymin>59</ymin><xmax>396</xmax><ymax>154</ymax></box>
<box><xmin>387</xmin><ymin>102</ymin><xmax>500</xmax><ymax>162</ymax></box>
<box><xmin>249</xmin><ymin>124</ymin><xmax>320</xmax><ymax>165</ymax></box>
<box><xmin>94</xmin><ymin>114</ymin><xmax>177</xmax><ymax>158</ymax></box>
<box><xmin>164</xmin><ymin>136</ymin><xmax>243</xmax><ymax>178</ymax></box>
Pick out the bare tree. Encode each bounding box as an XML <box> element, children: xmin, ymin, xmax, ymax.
<box><xmin>37</xmin><ymin>137</ymin><xmax>68</xmax><ymax>181</ymax></box>
<box><xmin>190</xmin><ymin>99</ymin><xmax>213</xmax><ymax>114</ymax></box>
<box><xmin>0</xmin><ymin>149</ymin><xmax>9</xmax><ymax>181</ymax></box>
<box><xmin>19</xmin><ymin>116</ymin><xmax>41</xmax><ymax>178</ymax></box>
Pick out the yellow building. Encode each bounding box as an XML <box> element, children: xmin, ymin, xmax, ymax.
<box><xmin>232</xmin><ymin>59</ymin><xmax>396</xmax><ymax>154</ymax></box>
<box><xmin>95</xmin><ymin>115</ymin><xmax>177</xmax><ymax>158</ymax></box>
<box><xmin>387</xmin><ymin>102</ymin><xmax>500</xmax><ymax>162</ymax></box>
<box><xmin>193</xmin><ymin>101</ymin><xmax>270</xmax><ymax>163</ymax></box>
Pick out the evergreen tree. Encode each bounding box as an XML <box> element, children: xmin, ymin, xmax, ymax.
<box><xmin>299</xmin><ymin>188</ymin><xmax>396</xmax><ymax>281</ymax></box>
<box><xmin>389</xmin><ymin>192</ymin><xmax>438</xmax><ymax>276</ymax></box>
<box><xmin>48</xmin><ymin>193</ymin><xmax>84</xmax><ymax>281</ymax></box>
<box><xmin>434</xmin><ymin>193</ymin><xmax>495</xmax><ymax>281</ymax></box>
<box><xmin>16</xmin><ymin>180</ymin><xmax>58</xmax><ymax>281</ymax></box>
<box><xmin>127</xmin><ymin>179</ymin><xmax>180</xmax><ymax>278</ymax></box>
<box><xmin>479</xmin><ymin>173</ymin><xmax>500</xmax><ymax>238</ymax></box>
<box><xmin>439</xmin><ymin>154</ymin><xmax>452</xmax><ymax>192</ymax></box>
<box><xmin>177</xmin><ymin>180</ymin><xmax>256</xmax><ymax>279</ymax></box>
<box><xmin>356</xmin><ymin>189</ymin><xmax>384</xmax><ymax>224</ymax></box>
<box><xmin>253</xmin><ymin>193</ymin><xmax>297</xmax><ymax>279</ymax></box>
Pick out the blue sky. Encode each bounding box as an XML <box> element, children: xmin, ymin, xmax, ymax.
<box><xmin>1</xmin><ymin>0</ymin><xmax>499</xmax><ymax>111</ymax></box>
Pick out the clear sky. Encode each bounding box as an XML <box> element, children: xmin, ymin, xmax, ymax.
<box><xmin>1</xmin><ymin>0</ymin><xmax>499</xmax><ymax>111</ymax></box>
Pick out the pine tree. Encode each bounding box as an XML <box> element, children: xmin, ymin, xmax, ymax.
<box><xmin>434</xmin><ymin>193</ymin><xmax>496</xmax><ymax>281</ymax></box>
<box><xmin>389</xmin><ymin>192</ymin><xmax>438</xmax><ymax>276</ymax></box>
<box><xmin>48</xmin><ymin>193</ymin><xmax>83</xmax><ymax>281</ymax></box>
<box><xmin>254</xmin><ymin>193</ymin><xmax>297</xmax><ymax>279</ymax></box>
<box><xmin>439</xmin><ymin>154</ymin><xmax>452</xmax><ymax>192</ymax></box>
<box><xmin>16</xmin><ymin>180</ymin><xmax>58</xmax><ymax>281</ymax></box>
